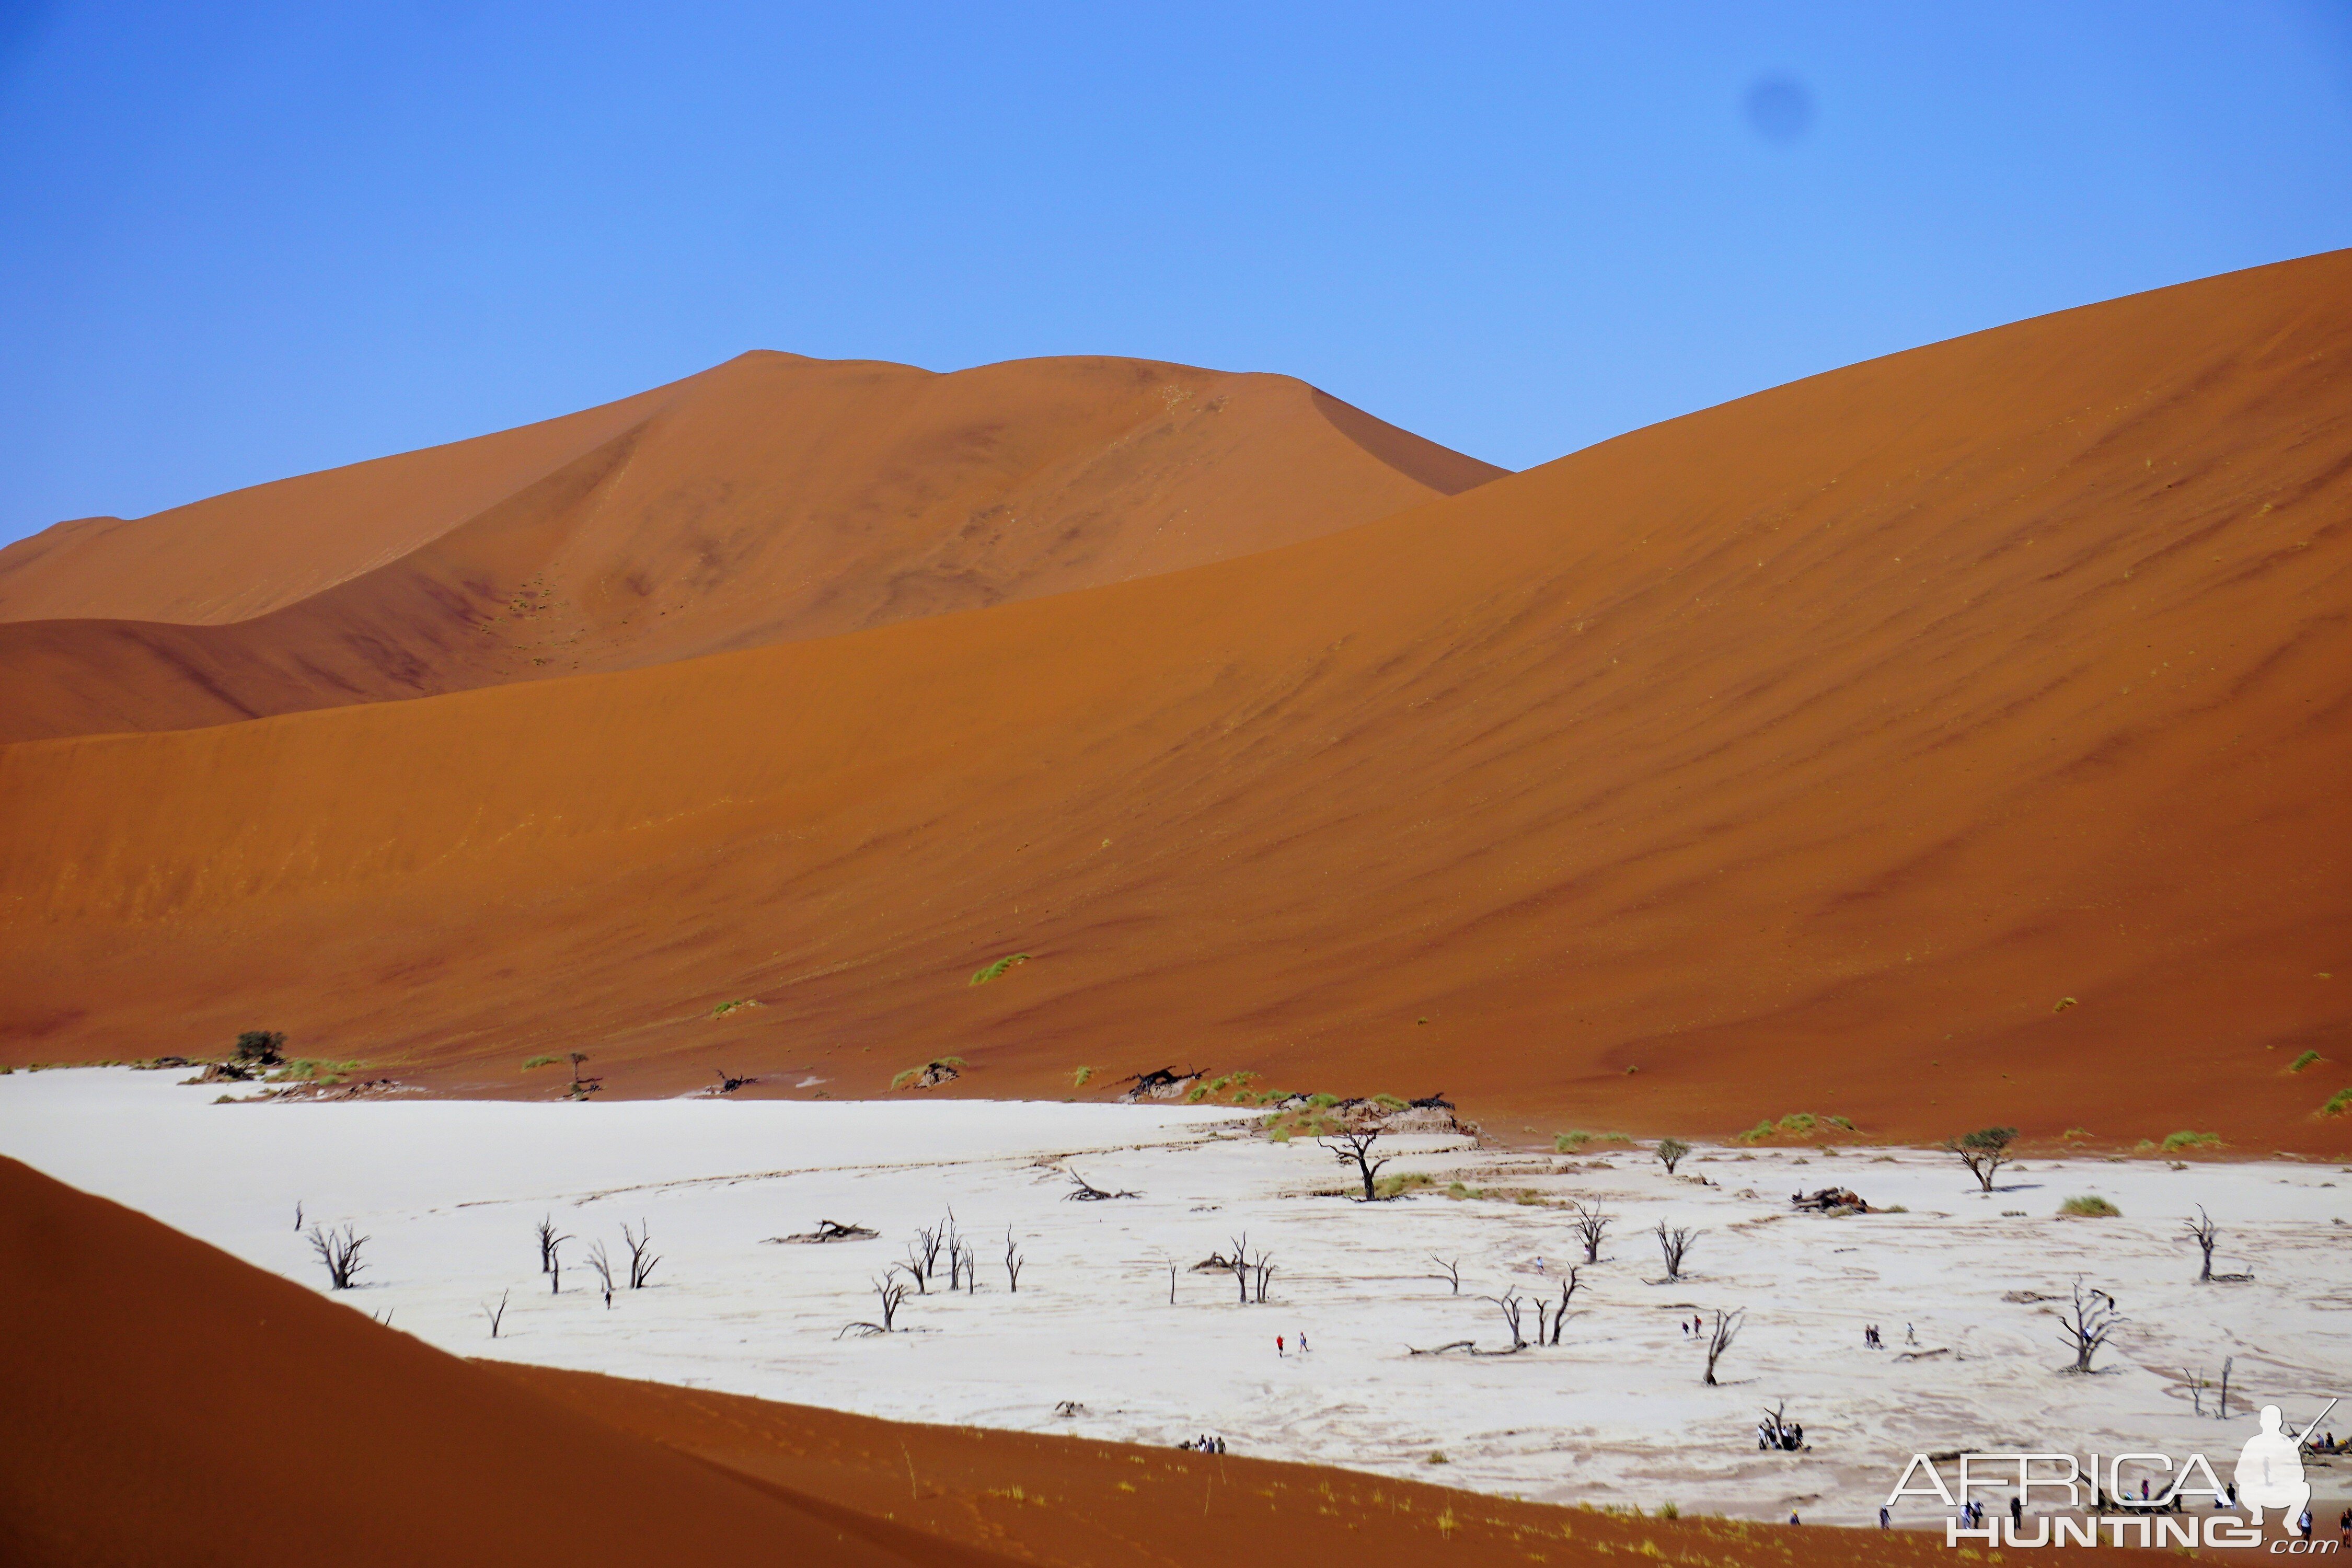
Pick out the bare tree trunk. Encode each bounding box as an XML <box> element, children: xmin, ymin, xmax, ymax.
<box><xmin>585</xmin><ymin>1242</ymin><xmax>616</xmax><ymax>1308</ymax></box>
<box><xmin>622</xmin><ymin>1220</ymin><xmax>660</xmax><ymax>1289</ymax></box>
<box><xmin>1704</xmin><ymin>1308</ymin><xmax>1745</xmax><ymax>1385</ymax></box>
<box><xmin>1005</xmin><ymin>1227</ymin><xmax>1024</xmax><ymax>1293</ymax></box>
<box><xmin>483</xmin><ymin>1289</ymin><xmax>509</xmax><ymax>1339</ymax></box>
<box><xmin>1570</xmin><ymin>1202</ymin><xmax>1611</xmax><ymax>1264</ymax></box>
<box><xmin>2187</xmin><ymin>1206</ymin><xmax>2219</xmax><ymax>1283</ymax></box>
<box><xmin>1427</xmin><ymin>1255</ymin><xmax>1460</xmax><ymax>1294</ymax></box>
<box><xmin>1551</xmin><ymin>1267</ymin><xmax>1581</xmax><ymax>1345</ymax></box>
<box><xmin>1485</xmin><ymin>1288</ymin><xmax>1526</xmax><ymax>1350</ymax></box>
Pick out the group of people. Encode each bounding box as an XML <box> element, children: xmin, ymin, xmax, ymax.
<box><xmin>1756</xmin><ymin>1416</ymin><xmax>1805</xmax><ymax>1451</ymax></box>
<box><xmin>1676</xmin><ymin>1315</ymin><xmax>1704</xmax><ymax>1337</ymax></box>
<box><xmin>1275</xmin><ymin>1332</ymin><xmax>1308</xmax><ymax>1356</ymax></box>
<box><xmin>1175</xmin><ymin>1433</ymin><xmax>1227</xmax><ymax>1454</ymax></box>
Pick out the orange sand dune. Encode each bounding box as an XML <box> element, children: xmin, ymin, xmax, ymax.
<box><xmin>9</xmin><ymin>1155</ymin><xmax>2102</xmax><ymax>1567</ymax></box>
<box><xmin>0</xmin><ymin>354</ymin><xmax>1499</xmax><ymax>741</ymax></box>
<box><xmin>0</xmin><ymin>1155</ymin><xmax>1014</xmax><ymax>1567</ymax></box>
<box><xmin>2</xmin><ymin>253</ymin><xmax>2348</xmax><ymax>1150</ymax></box>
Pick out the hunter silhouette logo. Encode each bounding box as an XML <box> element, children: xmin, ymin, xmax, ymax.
<box><xmin>1889</xmin><ymin>1395</ymin><xmax>2339</xmax><ymax>1549</ymax></box>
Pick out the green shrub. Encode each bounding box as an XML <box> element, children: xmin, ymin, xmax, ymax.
<box><xmin>1071</xmin><ymin>1065</ymin><xmax>1096</xmax><ymax>1088</ymax></box>
<box><xmin>969</xmin><ymin>953</ymin><xmax>1031</xmax><ymax>986</ymax></box>
<box><xmin>1373</xmin><ymin>1170</ymin><xmax>1435</xmax><ymax>1199</ymax></box>
<box><xmin>2161</xmin><ymin>1130</ymin><xmax>2222</xmax><ymax>1151</ymax></box>
<box><xmin>524</xmin><ymin>1054</ymin><xmax>559</xmax><ymax>1070</ymax></box>
<box><xmin>2060</xmin><ymin>1126</ymin><xmax>2092</xmax><ymax>1142</ymax></box>
<box><xmin>2323</xmin><ymin>1087</ymin><xmax>2352</xmax><ymax>1118</ymax></box>
<box><xmin>232</xmin><ymin>1030</ymin><xmax>286</xmax><ymax>1066</ymax></box>
<box><xmin>1656</xmin><ymin>1502</ymin><xmax>1680</xmax><ymax>1520</ymax></box>
<box><xmin>2060</xmin><ymin>1195</ymin><xmax>2121</xmax><ymax>1217</ymax></box>
<box><xmin>2289</xmin><ymin>1051</ymin><xmax>2323</xmax><ymax>1074</ymax></box>
<box><xmin>1372</xmin><ymin>1092</ymin><xmax>1408</xmax><ymax>1112</ymax></box>
<box><xmin>710</xmin><ymin>998</ymin><xmax>760</xmax><ymax>1018</ymax></box>
<box><xmin>1307</xmin><ymin>1092</ymin><xmax>1340</xmax><ymax>1109</ymax></box>
<box><xmin>1554</xmin><ymin>1129</ymin><xmax>1594</xmax><ymax>1152</ymax></box>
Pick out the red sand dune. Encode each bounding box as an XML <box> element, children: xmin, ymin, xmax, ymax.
<box><xmin>2</xmin><ymin>253</ymin><xmax>2348</xmax><ymax>1150</ymax></box>
<box><xmin>0</xmin><ymin>354</ymin><xmax>1497</xmax><ymax>742</ymax></box>
<box><xmin>0</xmin><ymin>1155</ymin><xmax>1011</xmax><ymax>1567</ymax></box>
<box><xmin>3</xmin><ymin>1155</ymin><xmax>2122</xmax><ymax>1567</ymax></box>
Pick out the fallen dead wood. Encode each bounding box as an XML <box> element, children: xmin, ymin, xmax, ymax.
<box><xmin>767</xmin><ymin>1219</ymin><xmax>879</xmax><ymax>1244</ymax></box>
<box><xmin>1064</xmin><ymin>1168</ymin><xmax>1139</xmax><ymax>1201</ymax></box>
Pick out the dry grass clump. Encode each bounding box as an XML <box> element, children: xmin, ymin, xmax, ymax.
<box><xmin>2059</xmin><ymin>1194</ymin><xmax>2122</xmax><ymax>1217</ymax></box>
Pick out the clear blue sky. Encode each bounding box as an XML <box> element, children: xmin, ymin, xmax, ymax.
<box><xmin>4</xmin><ymin>2</ymin><xmax>2349</xmax><ymax>546</ymax></box>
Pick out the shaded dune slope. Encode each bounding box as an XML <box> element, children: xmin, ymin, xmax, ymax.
<box><xmin>0</xmin><ymin>1156</ymin><xmax>1009</xmax><ymax>1568</ymax></box>
<box><xmin>2</xmin><ymin>253</ymin><xmax>2348</xmax><ymax>1148</ymax></box>
<box><xmin>0</xmin><ymin>354</ymin><xmax>1501</xmax><ymax>741</ymax></box>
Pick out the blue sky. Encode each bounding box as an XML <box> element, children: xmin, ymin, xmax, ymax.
<box><xmin>3</xmin><ymin>2</ymin><xmax>2349</xmax><ymax>546</ymax></box>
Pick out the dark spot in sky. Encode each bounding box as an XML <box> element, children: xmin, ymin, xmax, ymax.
<box><xmin>1744</xmin><ymin>73</ymin><xmax>1815</xmax><ymax>144</ymax></box>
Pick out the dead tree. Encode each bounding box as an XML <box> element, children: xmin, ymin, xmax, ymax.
<box><xmin>1569</xmin><ymin>1201</ymin><xmax>1611</xmax><ymax>1264</ymax></box>
<box><xmin>622</xmin><ymin>1221</ymin><xmax>660</xmax><ymax>1289</ymax></box>
<box><xmin>2048</xmin><ymin>1277</ymin><xmax>2123</xmax><ymax>1374</ymax></box>
<box><xmin>712</xmin><ymin>1068</ymin><xmax>756</xmax><ymax>1094</ymax></box>
<box><xmin>584</xmin><ymin>1242</ymin><xmax>616</xmax><ymax>1308</ymax></box>
<box><xmin>1004</xmin><ymin>1228</ymin><xmax>1024</xmax><ymax>1293</ymax></box>
<box><xmin>1167</xmin><ymin>1259</ymin><xmax>1179</xmax><ymax>1305</ymax></box>
<box><xmin>306</xmin><ymin>1224</ymin><xmax>369</xmax><ymax>1290</ymax></box>
<box><xmin>1427</xmin><ymin>1255</ymin><xmax>1461</xmax><ymax>1295</ymax></box>
<box><xmin>941</xmin><ymin>1212</ymin><xmax>962</xmax><ymax>1283</ymax></box>
<box><xmin>483</xmin><ymin>1289</ymin><xmax>509</xmax><ymax>1339</ymax></box>
<box><xmin>901</xmin><ymin>1239</ymin><xmax>931</xmax><ymax>1293</ymax></box>
<box><xmin>293</xmin><ymin>1200</ymin><xmax>304</xmax><ymax>1232</ymax></box>
<box><xmin>1485</xmin><ymin>1287</ymin><xmax>1528</xmax><ymax>1351</ymax></box>
<box><xmin>548</xmin><ymin>1235</ymin><xmax>565</xmax><ymax>1294</ymax></box>
<box><xmin>2186</xmin><ymin>1205</ymin><xmax>2219</xmax><ymax>1283</ymax></box>
<box><xmin>1703</xmin><ymin>1307</ymin><xmax>1746</xmax><ymax>1385</ymax></box>
<box><xmin>1655</xmin><ymin>1138</ymin><xmax>1691</xmax><ymax>1176</ymax></box>
<box><xmin>534</xmin><ymin>1214</ymin><xmax>571</xmax><ymax>1274</ymax></box>
<box><xmin>958</xmin><ymin>1240</ymin><xmax>979</xmax><ymax>1294</ymax></box>
<box><xmin>1654</xmin><ymin>1221</ymin><xmax>1699</xmax><ymax>1281</ymax></box>
<box><xmin>1323</xmin><ymin>1129</ymin><xmax>1391</xmax><ymax>1201</ymax></box>
<box><xmin>1946</xmin><ymin>1126</ymin><xmax>2018</xmax><ymax>1193</ymax></box>
<box><xmin>1064</xmin><ymin>1168</ymin><xmax>1139</xmax><ymax>1201</ymax></box>
<box><xmin>1550</xmin><ymin>1266</ymin><xmax>1582</xmax><ymax>1345</ymax></box>
<box><xmin>774</xmin><ymin>1218</ymin><xmax>878</xmax><ymax>1243</ymax></box>
<box><xmin>2219</xmin><ymin>1355</ymin><xmax>2234</xmax><ymax>1419</ymax></box>
<box><xmin>841</xmin><ymin>1274</ymin><xmax>908</xmax><ymax>1336</ymax></box>
<box><xmin>1253</xmin><ymin>1252</ymin><xmax>1276</xmax><ymax>1305</ymax></box>
<box><xmin>1228</xmin><ymin>1233</ymin><xmax>1254</xmax><ymax>1304</ymax></box>
<box><xmin>911</xmin><ymin>1221</ymin><xmax>943</xmax><ymax>1281</ymax></box>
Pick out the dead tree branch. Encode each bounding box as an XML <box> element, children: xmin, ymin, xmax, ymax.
<box><xmin>1703</xmin><ymin>1307</ymin><xmax>1745</xmax><ymax>1385</ymax></box>
<box><xmin>2048</xmin><ymin>1276</ymin><xmax>2123</xmax><ymax>1373</ymax></box>
<box><xmin>622</xmin><ymin>1220</ymin><xmax>660</xmax><ymax>1289</ymax></box>
<box><xmin>1427</xmin><ymin>1255</ymin><xmax>1461</xmax><ymax>1295</ymax></box>
<box><xmin>535</xmin><ymin>1214</ymin><xmax>572</xmax><ymax>1274</ymax></box>
<box><xmin>839</xmin><ymin>1274</ymin><xmax>908</xmax><ymax>1337</ymax></box>
<box><xmin>1004</xmin><ymin>1227</ymin><xmax>1024</xmax><ymax>1293</ymax></box>
<box><xmin>306</xmin><ymin>1224</ymin><xmax>369</xmax><ymax>1290</ymax></box>
<box><xmin>2186</xmin><ymin>1205</ymin><xmax>2219</xmax><ymax>1283</ymax></box>
<box><xmin>1551</xmin><ymin>1266</ymin><xmax>1582</xmax><ymax>1345</ymax></box>
<box><xmin>1064</xmin><ymin>1168</ymin><xmax>1140</xmax><ymax>1201</ymax></box>
<box><xmin>1569</xmin><ymin>1201</ymin><xmax>1611</xmax><ymax>1264</ymax></box>
<box><xmin>1486</xmin><ymin>1286</ymin><xmax>1528</xmax><ymax>1350</ymax></box>
<box><xmin>1654</xmin><ymin>1221</ymin><xmax>1699</xmax><ymax>1281</ymax></box>
<box><xmin>483</xmin><ymin>1288</ymin><xmax>509</xmax><ymax>1339</ymax></box>
<box><xmin>584</xmin><ymin>1241</ymin><xmax>616</xmax><ymax>1308</ymax></box>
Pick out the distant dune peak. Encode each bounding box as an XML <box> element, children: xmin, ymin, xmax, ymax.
<box><xmin>0</xmin><ymin>351</ymin><xmax>1497</xmax><ymax>743</ymax></box>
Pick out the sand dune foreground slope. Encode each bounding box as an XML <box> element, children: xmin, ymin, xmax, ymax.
<box><xmin>0</xmin><ymin>1156</ymin><xmax>1009</xmax><ymax>1568</ymax></box>
<box><xmin>2</xmin><ymin>253</ymin><xmax>2348</xmax><ymax>1148</ymax></box>
<box><xmin>0</xmin><ymin>353</ymin><xmax>1499</xmax><ymax>742</ymax></box>
<box><xmin>0</xmin><ymin>1155</ymin><xmax>2097</xmax><ymax>1567</ymax></box>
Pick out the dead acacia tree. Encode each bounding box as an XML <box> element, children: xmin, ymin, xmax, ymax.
<box><xmin>1004</xmin><ymin>1227</ymin><xmax>1024</xmax><ymax>1293</ymax></box>
<box><xmin>548</xmin><ymin>1234</ymin><xmax>566</xmax><ymax>1294</ymax></box>
<box><xmin>1227</xmin><ymin>1233</ymin><xmax>1257</xmax><ymax>1304</ymax></box>
<box><xmin>1703</xmin><ymin>1307</ymin><xmax>1746</xmax><ymax>1386</ymax></box>
<box><xmin>1323</xmin><ymin>1128</ymin><xmax>1391</xmax><ymax>1201</ymax></box>
<box><xmin>1549</xmin><ymin>1266</ymin><xmax>1583</xmax><ymax>1345</ymax></box>
<box><xmin>482</xmin><ymin>1289</ymin><xmax>509</xmax><ymax>1339</ymax></box>
<box><xmin>622</xmin><ymin>1221</ymin><xmax>660</xmax><ymax>1289</ymax></box>
<box><xmin>840</xmin><ymin>1274</ymin><xmax>908</xmax><ymax>1336</ymax></box>
<box><xmin>1167</xmin><ymin>1259</ymin><xmax>1179</xmax><ymax>1304</ymax></box>
<box><xmin>535</xmin><ymin>1214</ymin><xmax>572</xmax><ymax>1275</ymax></box>
<box><xmin>1064</xmin><ymin>1168</ymin><xmax>1139</xmax><ymax>1201</ymax></box>
<box><xmin>584</xmin><ymin>1242</ymin><xmax>616</xmax><ymax>1309</ymax></box>
<box><xmin>1253</xmin><ymin>1251</ymin><xmax>1277</xmax><ymax>1305</ymax></box>
<box><xmin>2186</xmin><ymin>1206</ymin><xmax>2219</xmax><ymax>1283</ymax></box>
<box><xmin>2218</xmin><ymin>1355</ymin><xmax>2234</xmax><ymax>1419</ymax></box>
<box><xmin>1655</xmin><ymin>1138</ymin><xmax>1691</xmax><ymax>1176</ymax></box>
<box><xmin>958</xmin><ymin>1240</ymin><xmax>979</xmax><ymax>1294</ymax></box>
<box><xmin>912</xmin><ymin>1221</ymin><xmax>944</xmax><ymax>1278</ymax></box>
<box><xmin>711</xmin><ymin>1067</ymin><xmax>756</xmax><ymax>1094</ymax></box>
<box><xmin>1569</xmin><ymin>1201</ymin><xmax>1611</xmax><ymax>1264</ymax></box>
<box><xmin>1946</xmin><ymin>1126</ymin><xmax>2019</xmax><ymax>1194</ymax></box>
<box><xmin>1427</xmin><ymin>1255</ymin><xmax>1461</xmax><ymax>1295</ymax></box>
<box><xmin>1654</xmin><ymin>1221</ymin><xmax>1700</xmax><ymax>1281</ymax></box>
<box><xmin>306</xmin><ymin>1224</ymin><xmax>369</xmax><ymax>1290</ymax></box>
<box><xmin>942</xmin><ymin>1212</ymin><xmax>962</xmax><ymax>1283</ymax></box>
<box><xmin>2049</xmin><ymin>1277</ymin><xmax>2123</xmax><ymax>1374</ymax></box>
<box><xmin>1485</xmin><ymin>1287</ymin><xmax>1528</xmax><ymax>1351</ymax></box>
<box><xmin>292</xmin><ymin>1200</ymin><xmax>304</xmax><ymax>1232</ymax></box>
